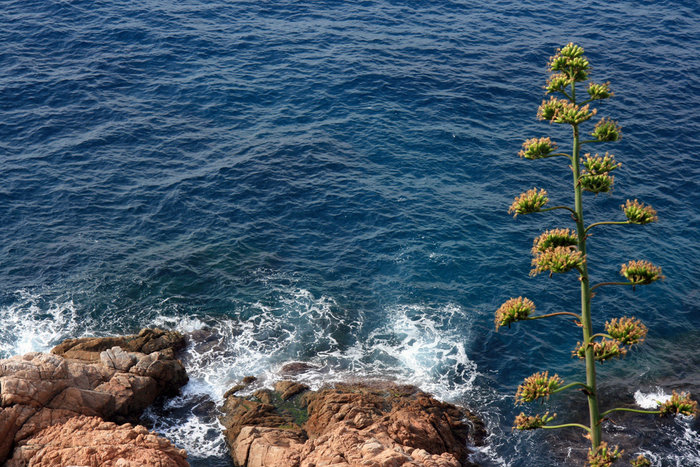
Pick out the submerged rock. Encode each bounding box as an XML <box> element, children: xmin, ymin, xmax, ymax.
<box><xmin>220</xmin><ymin>380</ymin><xmax>486</xmax><ymax>467</ymax></box>
<box><xmin>0</xmin><ymin>328</ymin><xmax>189</xmax><ymax>465</ymax></box>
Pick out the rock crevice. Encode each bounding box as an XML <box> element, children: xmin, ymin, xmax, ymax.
<box><xmin>0</xmin><ymin>328</ymin><xmax>189</xmax><ymax>466</ymax></box>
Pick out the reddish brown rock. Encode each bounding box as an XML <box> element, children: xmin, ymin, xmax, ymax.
<box><xmin>6</xmin><ymin>415</ymin><xmax>188</xmax><ymax>467</ymax></box>
<box><xmin>0</xmin><ymin>329</ymin><xmax>188</xmax><ymax>464</ymax></box>
<box><xmin>220</xmin><ymin>381</ymin><xmax>485</xmax><ymax>467</ymax></box>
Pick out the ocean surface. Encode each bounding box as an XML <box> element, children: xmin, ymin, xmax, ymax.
<box><xmin>1</xmin><ymin>1</ymin><xmax>699</xmax><ymax>465</ymax></box>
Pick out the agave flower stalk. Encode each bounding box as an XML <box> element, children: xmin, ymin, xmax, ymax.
<box><xmin>494</xmin><ymin>43</ymin><xmax>696</xmax><ymax>464</ymax></box>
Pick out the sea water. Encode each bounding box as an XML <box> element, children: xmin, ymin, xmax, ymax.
<box><xmin>1</xmin><ymin>1</ymin><xmax>698</xmax><ymax>465</ymax></box>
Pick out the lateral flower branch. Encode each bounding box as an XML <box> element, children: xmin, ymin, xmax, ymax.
<box><xmin>494</xmin><ymin>43</ymin><xmax>697</xmax><ymax>466</ymax></box>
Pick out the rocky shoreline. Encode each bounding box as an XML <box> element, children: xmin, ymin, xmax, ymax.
<box><xmin>0</xmin><ymin>329</ymin><xmax>486</xmax><ymax>466</ymax></box>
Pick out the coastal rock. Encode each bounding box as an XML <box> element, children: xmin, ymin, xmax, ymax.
<box><xmin>0</xmin><ymin>329</ymin><xmax>188</xmax><ymax>464</ymax></box>
<box><xmin>220</xmin><ymin>381</ymin><xmax>486</xmax><ymax>467</ymax></box>
<box><xmin>6</xmin><ymin>415</ymin><xmax>188</xmax><ymax>467</ymax></box>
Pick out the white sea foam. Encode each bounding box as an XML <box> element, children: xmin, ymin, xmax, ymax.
<box><xmin>0</xmin><ymin>287</ymin><xmax>482</xmax><ymax>462</ymax></box>
<box><xmin>634</xmin><ymin>388</ymin><xmax>672</xmax><ymax>409</ymax></box>
<box><xmin>0</xmin><ymin>290</ymin><xmax>92</xmax><ymax>358</ymax></box>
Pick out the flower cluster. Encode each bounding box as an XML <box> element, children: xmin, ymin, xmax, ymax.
<box><xmin>622</xmin><ymin>199</ymin><xmax>658</xmax><ymax>224</ymax></box>
<box><xmin>658</xmin><ymin>391</ymin><xmax>697</xmax><ymax>417</ymax></box>
<box><xmin>513</xmin><ymin>411</ymin><xmax>556</xmax><ymax>430</ymax></box>
<box><xmin>531</xmin><ymin>228</ymin><xmax>578</xmax><ymax>256</ymax></box>
<box><xmin>587</xmin><ymin>442</ymin><xmax>622</xmax><ymax>467</ymax></box>
<box><xmin>605</xmin><ymin>317</ymin><xmax>648</xmax><ymax>346</ymax></box>
<box><xmin>591</xmin><ymin>118</ymin><xmax>622</xmax><ymax>142</ymax></box>
<box><xmin>573</xmin><ymin>339</ymin><xmax>626</xmax><ymax>362</ymax></box>
<box><xmin>587</xmin><ymin>81</ymin><xmax>613</xmax><ymax>100</ymax></box>
<box><xmin>538</xmin><ymin>97</ymin><xmax>596</xmax><ymax>124</ymax></box>
<box><xmin>508</xmin><ymin>188</ymin><xmax>548</xmax><ymax>217</ymax></box>
<box><xmin>531</xmin><ymin>246</ymin><xmax>584</xmax><ymax>276</ymax></box>
<box><xmin>546</xmin><ymin>73</ymin><xmax>570</xmax><ymax>94</ymax></box>
<box><xmin>548</xmin><ymin>43</ymin><xmax>589</xmax><ymax>82</ymax></box>
<box><xmin>519</xmin><ymin>137</ymin><xmax>557</xmax><ymax>159</ymax></box>
<box><xmin>495</xmin><ymin>297</ymin><xmax>534</xmax><ymax>330</ymax></box>
<box><xmin>631</xmin><ymin>455</ymin><xmax>651</xmax><ymax>467</ymax></box>
<box><xmin>580</xmin><ymin>173</ymin><xmax>615</xmax><ymax>193</ymax></box>
<box><xmin>620</xmin><ymin>260</ymin><xmax>664</xmax><ymax>285</ymax></box>
<box><xmin>582</xmin><ymin>153</ymin><xmax>621</xmax><ymax>175</ymax></box>
<box><xmin>515</xmin><ymin>371</ymin><xmax>563</xmax><ymax>404</ymax></box>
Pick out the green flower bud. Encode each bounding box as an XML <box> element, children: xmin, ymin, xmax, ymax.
<box><xmin>513</xmin><ymin>411</ymin><xmax>556</xmax><ymax>430</ymax></box>
<box><xmin>592</xmin><ymin>118</ymin><xmax>622</xmax><ymax>142</ymax></box>
<box><xmin>658</xmin><ymin>391</ymin><xmax>697</xmax><ymax>417</ymax></box>
<box><xmin>537</xmin><ymin>96</ymin><xmax>568</xmax><ymax>121</ymax></box>
<box><xmin>587</xmin><ymin>81</ymin><xmax>613</xmax><ymax>100</ymax></box>
<box><xmin>605</xmin><ymin>317</ymin><xmax>648</xmax><ymax>346</ymax></box>
<box><xmin>531</xmin><ymin>246</ymin><xmax>585</xmax><ymax>276</ymax></box>
<box><xmin>573</xmin><ymin>339</ymin><xmax>626</xmax><ymax>362</ymax></box>
<box><xmin>622</xmin><ymin>199</ymin><xmax>658</xmax><ymax>224</ymax></box>
<box><xmin>631</xmin><ymin>455</ymin><xmax>652</xmax><ymax>467</ymax></box>
<box><xmin>580</xmin><ymin>173</ymin><xmax>614</xmax><ymax>193</ymax></box>
<box><xmin>519</xmin><ymin>137</ymin><xmax>557</xmax><ymax>159</ymax></box>
<box><xmin>508</xmin><ymin>188</ymin><xmax>548</xmax><ymax>217</ymax></box>
<box><xmin>620</xmin><ymin>260</ymin><xmax>664</xmax><ymax>285</ymax></box>
<box><xmin>515</xmin><ymin>371</ymin><xmax>563</xmax><ymax>404</ymax></box>
<box><xmin>546</xmin><ymin>73</ymin><xmax>570</xmax><ymax>94</ymax></box>
<box><xmin>587</xmin><ymin>442</ymin><xmax>623</xmax><ymax>467</ymax></box>
<box><xmin>548</xmin><ymin>43</ymin><xmax>589</xmax><ymax>82</ymax></box>
<box><xmin>582</xmin><ymin>152</ymin><xmax>621</xmax><ymax>175</ymax></box>
<box><xmin>495</xmin><ymin>297</ymin><xmax>535</xmax><ymax>330</ymax></box>
<box><xmin>531</xmin><ymin>228</ymin><xmax>578</xmax><ymax>256</ymax></box>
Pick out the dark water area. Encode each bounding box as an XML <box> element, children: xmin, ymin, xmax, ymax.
<box><xmin>1</xmin><ymin>0</ymin><xmax>698</xmax><ymax>465</ymax></box>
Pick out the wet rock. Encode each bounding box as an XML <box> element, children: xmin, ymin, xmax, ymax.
<box><xmin>52</xmin><ymin>328</ymin><xmax>186</xmax><ymax>362</ymax></box>
<box><xmin>220</xmin><ymin>380</ymin><xmax>486</xmax><ymax>467</ymax></box>
<box><xmin>0</xmin><ymin>329</ymin><xmax>189</xmax><ymax>464</ymax></box>
<box><xmin>279</xmin><ymin>362</ymin><xmax>319</xmax><ymax>376</ymax></box>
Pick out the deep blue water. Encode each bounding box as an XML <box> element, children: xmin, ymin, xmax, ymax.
<box><xmin>1</xmin><ymin>1</ymin><xmax>699</xmax><ymax>465</ymax></box>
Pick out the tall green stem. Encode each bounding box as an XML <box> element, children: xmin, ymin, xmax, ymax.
<box><xmin>572</xmin><ymin>116</ymin><xmax>602</xmax><ymax>449</ymax></box>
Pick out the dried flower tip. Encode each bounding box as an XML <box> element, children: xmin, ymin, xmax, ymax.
<box><xmin>592</xmin><ymin>118</ymin><xmax>622</xmax><ymax>142</ymax></box>
<box><xmin>582</xmin><ymin>152</ymin><xmax>621</xmax><ymax>175</ymax></box>
<box><xmin>548</xmin><ymin>43</ymin><xmax>589</xmax><ymax>82</ymax></box>
<box><xmin>658</xmin><ymin>391</ymin><xmax>698</xmax><ymax>417</ymax></box>
<box><xmin>546</xmin><ymin>73</ymin><xmax>570</xmax><ymax>94</ymax></box>
<box><xmin>580</xmin><ymin>173</ymin><xmax>614</xmax><ymax>193</ymax></box>
<box><xmin>620</xmin><ymin>260</ymin><xmax>664</xmax><ymax>285</ymax></box>
<box><xmin>495</xmin><ymin>297</ymin><xmax>535</xmax><ymax>330</ymax></box>
<box><xmin>508</xmin><ymin>188</ymin><xmax>548</xmax><ymax>217</ymax></box>
<box><xmin>513</xmin><ymin>411</ymin><xmax>556</xmax><ymax>430</ymax></box>
<box><xmin>531</xmin><ymin>246</ymin><xmax>584</xmax><ymax>276</ymax></box>
<box><xmin>573</xmin><ymin>339</ymin><xmax>627</xmax><ymax>362</ymax></box>
<box><xmin>587</xmin><ymin>442</ymin><xmax>623</xmax><ymax>467</ymax></box>
<box><xmin>515</xmin><ymin>371</ymin><xmax>563</xmax><ymax>404</ymax></box>
<box><xmin>532</xmin><ymin>228</ymin><xmax>578</xmax><ymax>256</ymax></box>
<box><xmin>623</xmin><ymin>199</ymin><xmax>658</xmax><ymax>224</ymax></box>
<box><xmin>605</xmin><ymin>317</ymin><xmax>648</xmax><ymax>346</ymax></box>
<box><xmin>587</xmin><ymin>81</ymin><xmax>613</xmax><ymax>100</ymax></box>
<box><xmin>519</xmin><ymin>137</ymin><xmax>557</xmax><ymax>159</ymax></box>
<box><xmin>631</xmin><ymin>455</ymin><xmax>652</xmax><ymax>467</ymax></box>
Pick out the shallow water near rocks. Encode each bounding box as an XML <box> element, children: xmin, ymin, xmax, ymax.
<box><xmin>1</xmin><ymin>1</ymin><xmax>699</xmax><ymax>465</ymax></box>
